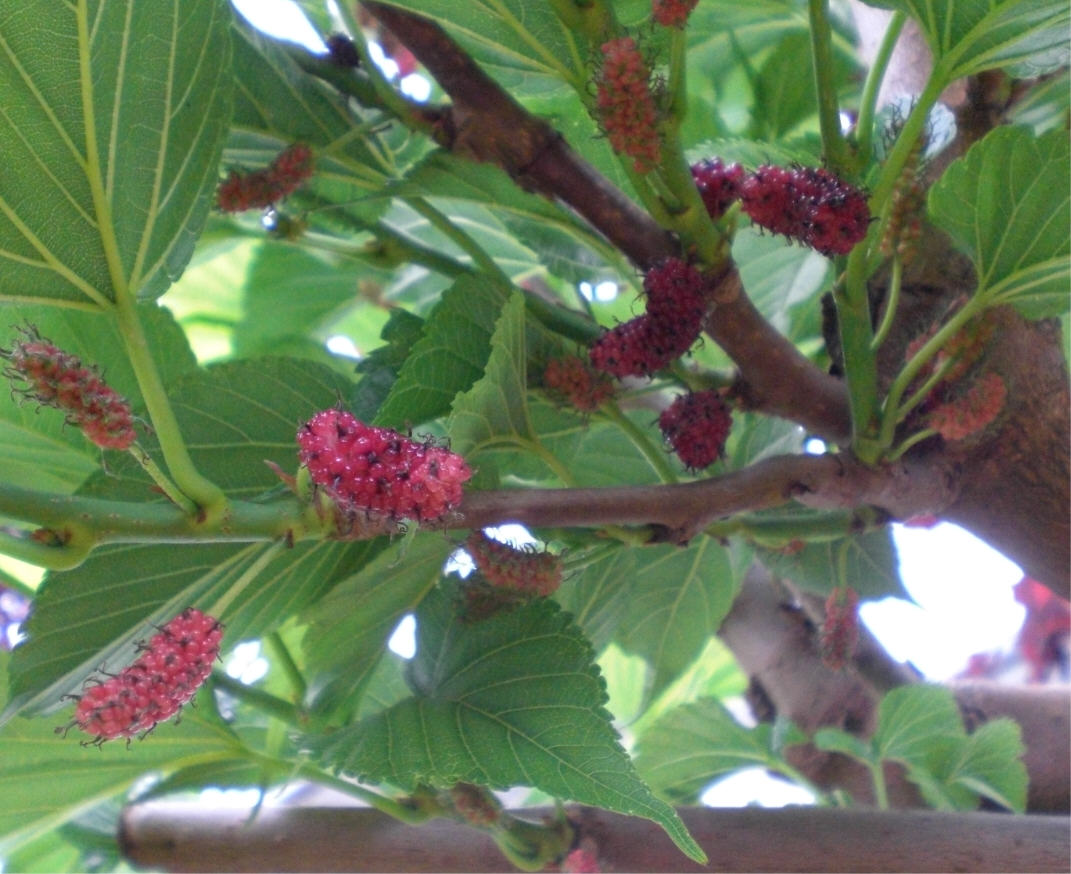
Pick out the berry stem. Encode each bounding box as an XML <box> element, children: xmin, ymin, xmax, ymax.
<box><xmin>114</xmin><ymin>296</ymin><xmax>225</xmax><ymax>518</ymax></box>
<box><xmin>599</xmin><ymin>402</ymin><xmax>679</xmax><ymax>484</ymax></box>
<box><xmin>128</xmin><ymin>445</ymin><xmax>198</xmax><ymax>516</ymax></box>
<box><xmin>807</xmin><ymin>0</ymin><xmax>854</xmax><ymax>177</ymax></box>
<box><xmin>877</xmin><ymin>295</ymin><xmax>984</xmax><ymax>451</ymax></box>
<box><xmin>406</xmin><ymin>197</ymin><xmax>511</xmax><ymax>286</ymax></box>
<box><xmin>294</xmin><ymin>762</ymin><xmax>439</xmax><ymax>825</ymax></box>
<box><xmin>853</xmin><ymin>11</ymin><xmax>907</xmax><ymax>165</ymax></box>
<box><xmin>832</xmin><ymin>269</ymin><xmax>882</xmax><ymax>459</ymax></box>
<box><xmin>869</xmin><ymin>255</ymin><xmax>902</xmax><ymax>351</ymax></box>
<box><xmin>211</xmin><ymin>671</ymin><xmax>305</xmax><ymax>728</ymax></box>
<box><xmin>264</xmin><ymin>632</ymin><xmax>308</xmax><ymax>703</ymax></box>
<box><xmin>204</xmin><ymin>540</ymin><xmax>287</xmax><ymax>619</ymax></box>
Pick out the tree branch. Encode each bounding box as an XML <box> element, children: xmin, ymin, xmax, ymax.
<box><xmin>360</xmin><ymin>2</ymin><xmax>853</xmax><ymax>444</ymax></box>
<box><xmin>119</xmin><ymin>800</ymin><xmax>1070</xmax><ymax>872</ymax></box>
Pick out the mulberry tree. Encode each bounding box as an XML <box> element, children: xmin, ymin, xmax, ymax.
<box><xmin>0</xmin><ymin>1</ymin><xmax>1067</xmax><ymax>871</ymax></box>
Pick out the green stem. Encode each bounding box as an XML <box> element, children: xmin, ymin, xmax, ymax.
<box><xmin>871</xmin><ymin>761</ymin><xmax>890</xmax><ymax>810</ymax></box>
<box><xmin>519</xmin><ymin>291</ymin><xmax>601</xmax><ymax>345</ymax></box>
<box><xmin>833</xmin><ymin>267</ymin><xmax>881</xmax><ymax>459</ymax></box>
<box><xmin>877</xmin><ymin>296</ymin><xmax>983</xmax><ymax>449</ymax></box>
<box><xmin>0</xmin><ymin>486</ymin><xmax>326</xmax><ymax>550</ymax></box>
<box><xmin>406</xmin><ymin>197</ymin><xmax>511</xmax><ymax>285</ymax></box>
<box><xmin>296</xmin><ymin>763</ymin><xmax>434</xmax><ymax>824</ymax></box>
<box><xmin>206</xmin><ymin>540</ymin><xmax>287</xmax><ymax>618</ymax></box>
<box><xmin>211</xmin><ymin>671</ymin><xmax>305</xmax><ymax>728</ymax></box>
<box><xmin>854</xmin><ymin>12</ymin><xmax>906</xmax><ymax>163</ymax></box>
<box><xmin>331</xmin><ymin>7</ymin><xmax>431</xmax><ymax>130</ymax></box>
<box><xmin>599</xmin><ymin>403</ymin><xmax>678</xmax><ymax>484</ymax></box>
<box><xmin>870</xmin><ymin>255</ymin><xmax>902</xmax><ymax>351</ymax></box>
<box><xmin>264</xmin><ymin>632</ymin><xmax>308</xmax><ymax>702</ymax></box>
<box><xmin>0</xmin><ymin>529</ymin><xmax>91</xmax><ymax>571</ymax></box>
<box><xmin>886</xmin><ymin>427</ymin><xmax>937</xmax><ymax>461</ymax></box>
<box><xmin>807</xmin><ymin>0</ymin><xmax>853</xmax><ymax>176</ymax></box>
<box><xmin>113</xmin><ymin>296</ymin><xmax>224</xmax><ymax>517</ymax></box>
<box><xmin>128</xmin><ymin>444</ymin><xmax>197</xmax><ymax>514</ymax></box>
<box><xmin>893</xmin><ymin>356</ymin><xmax>954</xmax><ymax>425</ymax></box>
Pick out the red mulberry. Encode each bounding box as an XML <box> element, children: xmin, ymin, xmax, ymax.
<box><xmin>65</xmin><ymin>608</ymin><xmax>223</xmax><ymax>744</ymax></box>
<box><xmin>466</xmin><ymin>530</ymin><xmax>563</xmax><ymax>597</ymax></box>
<box><xmin>658</xmin><ymin>390</ymin><xmax>732</xmax><ymax>470</ymax></box>
<box><xmin>2</xmin><ymin>326</ymin><xmax>136</xmax><ymax>450</ymax></box>
<box><xmin>927</xmin><ymin>372</ymin><xmax>1006</xmax><ymax>442</ymax></box>
<box><xmin>740</xmin><ymin>165</ymin><xmax>870</xmax><ymax>256</ymax></box>
<box><xmin>652</xmin><ymin>0</ymin><xmax>699</xmax><ymax>28</ymax></box>
<box><xmin>820</xmin><ymin>586</ymin><xmax>858</xmax><ymax>671</ymax></box>
<box><xmin>691</xmin><ymin>158</ymin><xmax>745</xmax><ymax>219</ymax></box>
<box><xmin>596</xmin><ymin>37</ymin><xmax>661</xmax><ymax>172</ymax></box>
<box><xmin>544</xmin><ymin>355</ymin><xmax>615</xmax><ymax>412</ymax></box>
<box><xmin>217</xmin><ymin>143</ymin><xmax>314</xmax><ymax>212</ymax></box>
<box><xmin>298</xmin><ymin>409</ymin><xmax>471</xmax><ymax>523</ymax></box>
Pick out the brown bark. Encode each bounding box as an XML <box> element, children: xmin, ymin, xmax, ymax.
<box><xmin>119</xmin><ymin>802</ymin><xmax>1070</xmax><ymax>873</ymax></box>
<box><xmin>720</xmin><ymin>566</ymin><xmax>1071</xmax><ymax>812</ymax></box>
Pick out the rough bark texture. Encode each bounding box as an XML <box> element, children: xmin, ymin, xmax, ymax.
<box><xmin>119</xmin><ymin>802</ymin><xmax>1070</xmax><ymax>873</ymax></box>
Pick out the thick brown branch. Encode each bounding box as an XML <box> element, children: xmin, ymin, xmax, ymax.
<box><xmin>361</xmin><ymin>2</ymin><xmax>852</xmax><ymax>442</ymax></box>
<box><xmin>454</xmin><ymin>452</ymin><xmax>957</xmax><ymax>539</ymax></box>
<box><xmin>120</xmin><ymin>801</ymin><xmax>1070</xmax><ymax>872</ymax></box>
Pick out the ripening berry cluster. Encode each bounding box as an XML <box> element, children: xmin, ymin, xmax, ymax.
<box><xmin>66</xmin><ymin>608</ymin><xmax>222</xmax><ymax>744</ymax></box>
<box><xmin>2</xmin><ymin>327</ymin><xmax>136</xmax><ymax>450</ymax></box>
<box><xmin>596</xmin><ymin>37</ymin><xmax>662</xmax><ymax>172</ymax></box>
<box><xmin>927</xmin><ymin>371</ymin><xmax>1007</xmax><ymax>442</ymax></box>
<box><xmin>739</xmin><ymin>165</ymin><xmax>870</xmax><ymax>255</ymax></box>
<box><xmin>589</xmin><ymin>258</ymin><xmax>708</xmax><ymax>379</ymax></box>
<box><xmin>691</xmin><ymin>158</ymin><xmax>745</xmax><ymax>220</ymax></box>
<box><xmin>658</xmin><ymin>390</ymin><xmax>733</xmax><ymax>470</ymax></box>
<box><xmin>466</xmin><ymin>530</ymin><xmax>563</xmax><ymax>597</ymax></box>
<box><xmin>217</xmin><ymin>143</ymin><xmax>314</xmax><ymax>212</ymax></box>
<box><xmin>690</xmin><ymin>159</ymin><xmax>871</xmax><ymax>256</ymax></box>
<box><xmin>819</xmin><ymin>587</ymin><xmax>858</xmax><ymax>671</ymax></box>
<box><xmin>544</xmin><ymin>355</ymin><xmax>615</xmax><ymax>412</ymax></box>
<box><xmin>652</xmin><ymin>0</ymin><xmax>699</xmax><ymax>27</ymax></box>
<box><xmin>298</xmin><ymin>409</ymin><xmax>472</xmax><ymax>523</ymax></box>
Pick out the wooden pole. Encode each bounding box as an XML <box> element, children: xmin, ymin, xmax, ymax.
<box><xmin>120</xmin><ymin>802</ymin><xmax>1070</xmax><ymax>873</ymax></box>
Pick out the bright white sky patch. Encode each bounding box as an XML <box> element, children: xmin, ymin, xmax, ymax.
<box><xmin>231</xmin><ymin>0</ymin><xmax>325</xmax><ymax>51</ymax></box>
<box><xmin>862</xmin><ymin>522</ymin><xmax>1025</xmax><ymax>680</ymax></box>
<box><xmin>388</xmin><ymin>614</ymin><xmax>417</xmax><ymax>659</ymax></box>
<box><xmin>325</xmin><ymin>334</ymin><xmax>361</xmax><ymax>358</ymax></box>
<box><xmin>702</xmin><ymin>767</ymin><xmax>817</xmax><ymax>808</ymax></box>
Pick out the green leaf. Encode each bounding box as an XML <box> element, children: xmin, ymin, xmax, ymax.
<box><xmin>374</xmin><ymin>276</ymin><xmax>509</xmax><ymax>429</ymax></box>
<box><xmin>813</xmin><ymin>727</ymin><xmax>876</xmax><ymax>764</ymax></box>
<box><xmin>0</xmin><ymin>304</ymin><xmax>197</xmax><ymax>495</ymax></box>
<box><xmin>448</xmin><ymin>290</ymin><xmax>534</xmax><ymax>455</ymax></box>
<box><xmin>944</xmin><ymin>718</ymin><xmax>1027</xmax><ymax>812</ymax></box>
<box><xmin>0</xmin><ymin>649</ymin><xmax>241</xmax><ymax>853</ymax></box>
<box><xmin>875</xmin><ymin>0</ymin><xmax>1070</xmax><ymax>80</ymax></box>
<box><xmin>352</xmin><ymin>309</ymin><xmax>427</xmax><ymax>421</ymax></box>
<box><xmin>554</xmin><ymin>546</ymin><xmax>635</xmax><ymax>654</ymax></box>
<box><xmin>0</xmin><ymin>0</ymin><xmax>234</xmax><ymax>305</ymax></box>
<box><xmin>388</xmin><ymin>152</ymin><xmax>623</xmax><ymax>283</ymax></box>
<box><xmin>617</xmin><ymin>539</ymin><xmax>747</xmax><ymax>702</ymax></box>
<box><xmin>302</xmin><ymin>535</ymin><xmax>453</xmax><ymax>718</ymax></box>
<box><xmin>5</xmin><ymin>358</ymin><xmax>373</xmax><ymax>719</ymax></box>
<box><xmin>873</xmin><ymin>685</ymin><xmax>965</xmax><ymax>768</ymax></box>
<box><xmin>634</xmin><ymin>698</ymin><xmax>808</xmax><ymax>803</ymax></box>
<box><xmin>757</xmin><ymin>523</ymin><xmax>908</xmax><ymax>600</ymax></box>
<box><xmin>310</xmin><ymin>589</ymin><xmax>706</xmax><ymax>863</ymax></box>
<box><xmin>371</xmin><ymin>0</ymin><xmax>586</xmax><ymax>94</ymax></box>
<box><xmin>928</xmin><ymin>126</ymin><xmax>1070</xmax><ymax>318</ymax></box>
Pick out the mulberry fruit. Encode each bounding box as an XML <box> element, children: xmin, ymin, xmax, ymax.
<box><xmin>2</xmin><ymin>326</ymin><xmax>136</xmax><ymax>450</ymax></box>
<box><xmin>652</xmin><ymin>0</ymin><xmax>699</xmax><ymax>28</ymax></box>
<box><xmin>217</xmin><ymin>143</ymin><xmax>315</xmax><ymax>212</ymax></box>
<box><xmin>596</xmin><ymin>37</ymin><xmax>661</xmax><ymax>172</ymax></box>
<box><xmin>64</xmin><ymin>608</ymin><xmax>223</xmax><ymax>744</ymax></box>
<box><xmin>544</xmin><ymin>355</ymin><xmax>615</xmax><ymax>412</ymax></box>
<box><xmin>466</xmin><ymin>530</ymin><xmax>563</xmax><ymax>597</ymax></box>
<box><xmin>819</xmin><ymin>587</ymin><xmax>858</xmax><ymax>671</ymax></box>
<box><xmin>298</xmin><ymin>409</ymin><xmax>471</xmax><ymax>523</ymax></box>
<box><xmin>691</xmin><ymin>158</ymin><xmax>745</xmax><ymax>219</ymax></box>
<box><xmin>658</xmin><ymin>390</ymin><xmax>732</xmax><ymax>470</ymax></box>
<box><xmin>740</xmin><ymin>164</ymin><xmax>870</xmax><ymax>256</ymax></box>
